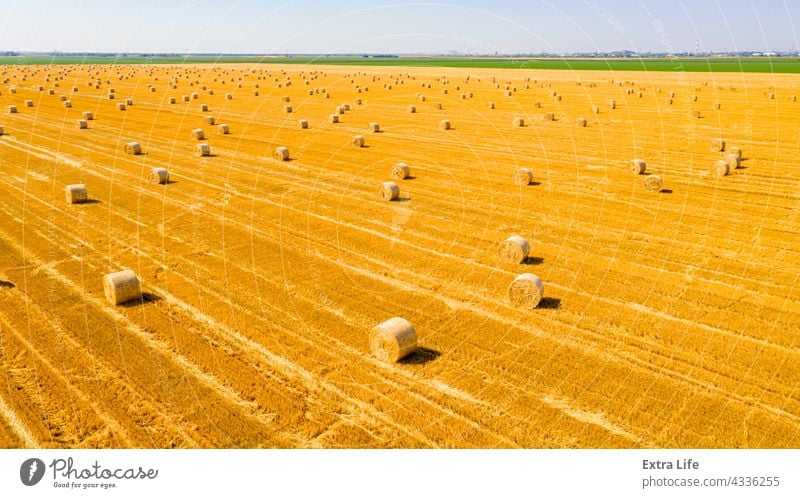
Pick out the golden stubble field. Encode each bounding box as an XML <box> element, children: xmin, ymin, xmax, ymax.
<box><xmin>0</xmin><ymin>63</ymin><xmax>798</xmax><ymax>448</ymax></box>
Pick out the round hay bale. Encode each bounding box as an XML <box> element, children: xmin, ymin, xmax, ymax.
<box><xmin>298</xmin><ymin>119</ymin><xmax>309</xmax><ymax>129</ymax></box>
<box><xmin>408</xmin><ymin>105</ymin><xmax>416</xmax><ymax>113</ymax></box>
<box><xmin>77</xmin><ymin>119</ymin><xmax>87</xmax><ymax>129</ymax></box>
<box><xmin>369</xmin><ymin>317</ymin><xmax>417</xmax><ymax>363</ymax></box>
<box><xmin>643</xmin><ymin>174</ymin><xmax>664</xmax><ymax>192</ymax></box>
<box><xmin>498</xmin><ymin>235</ymin><xmax>530</xmax><ymax>264</ymax></box>
<box><xmin>576</xmin><ymin>117</ymin><xmax>587</xmax><ymax>127</ymax></box>
<box><xmin>692</xmin><ymin>95</ymin><xmax>698</xmax><ymax>102</ymax></box>
<box><xmin>126</xmin><ymin>98</ymin><xmax>133</xmax><ymax>106</ymax></box>
<box><xmin>709</xmin><ymin>138</ymin><xmax>725</xmax><ymax>152</ymax></box>
<box><xmin>253</xmin><ymin>90</ymin><xmax>259</xmax><ymax>96</ymax></box>
<box><xmin>666</xmin><ymin>98</ymin><xmax>673</xmax><ymax>105</ymax></box>
<box><xmin>218</xmin><ymin>124</ymin><xmax>230</xmax><ymax>134</ymax></box>
<box><xmin>195</xmin><ymin>143</ymin><xmax>210</xmax><ymax>157</ymax></box>
<box><xmin>183</xmin><ymin>95</ymin><xmax>190</xmax><ymax>102</ymax></box>
<box><xmin>391</xmin><ymin>163</ymin><xmax>410</xmax><ymax>180</ymax></box>
<box><xmin>25</xmin><ymin>100</ymin><xmax>33</xmax><ymax>107</ymax></box>
<box><xmin>226</xmin><ymin>93</ymin><xmax>232</xmax><ymax>100</ymax></box>
<box><xmin>108</xmin><ymin>93</ymin><xmax>115</xmax><ymax>100</ymax></box>
<box><xmin>65</xmin><ymin>184</ymin><xmax>88</xmax><ymax>204</ymax></box>
<box><xmin>191</xmin><ymin>128</ymin><xmax>205</xmax><ymax>140</ymax></box>
<box><xmin>124</xmin><ymin>142</ymin><xmax>142</xmax><ymax>155</ymax></box>
<box><xmin>690</xmin><ymin>110</ymin><xmax>701</xmax><ymax>118</ymax></box>
<box><xmin>543</xmin><ymin>112</ymin><xmax>554</xmax><ymax>121</ymax></box>
<box><xmin>117</xmin><ymin>102</ymin><xmax>126</xmax><ymax>110</ymax></box>
<box><xmin>378</xmin><ymin>181</ymin><xmax>400</xmax><ymax>201</ymax></box>
<box><xmin>488</xmin><ymin>101</ymin><xmax>495</xmax><ymax>109</ymax></box>
<box><xmin>438</xmin><ymin>119</ymin><xmax>450</xmax><ymax>130</ymax></box>
<box><xmin>711</xmin><ymin>160</ymin><xmax>729</xmax><ymax>178</ymax></box>
<box><xmin>284</xmin><ymin>105</ymin><xmax>292</xmax><ymax>113</ymax></box>
<box><xmin>508</xmin><ymin>273</ymin><xmax>544</xmax><ymax>309</ymax></box>
<box><xmin>8</xmin><ymin>106</ymin><xmax>17</xmax><ymax>114</ymax></box>
<box><xmin>203</xmin><ymin>116</ymin><xmax>215</xmax><ymax>125</ymax></box>
<box><xmin>329</xmin><ymin>114</ymin><xmax>339</xmax><ymax>123</ymax></box>
<box><xmin>608</xmin><ymin>100</ymin><xmax>616</xmax><ymax>109</ymax></box>
<box><xmin>82</xmin><ymin>111</ymin><xmax>93</xmax><ymax>120</ymax></box>
<box><xmin>352</xmin><ymin>135</ymin><xmax>365</xmax><ymax>147</ymax></box>
<box><xmin>369</xmin><ymin>122</ymin><xmax>380</xmax><ymax>132</ymax></box>
<box><xmin>63</xmin><ymin>100</ymin><xmax>72</xmax><ymax>108</ymax></box>
<box><xmin>592</xmin><ymin>105</ymin><xmax>600</xmax><ymax>114</ymax></box>
<box><xmin>433</xmin><ymin>103</ymin><xmax>442</xmax><ymax>110</ymax></box>
<box><xmin>723</xmin><ymin>153</ymin><xmax>740</xmax><ymax>170</ymax></box>
<box><xmin>630</xmin><ymin>159</ymin><xmax>646</xmax><ymax>175</ymax></box>
<box><xmin>191</xmin><ymin>92</ymin><xmax>198</xmax><ymax>99</ymax></box>
<box><xmin>513</xmin><ymin>168</ymin><xmax>533</xmax><ymax>186</ymax></box>
<box><xmin>513</xmin><ymin>117</ymin><xmax>524</xmax><ymax>127</ymax></box>
<box><xmin>200</xmin><ymin>103</ymin><xmax>208</xmax><ymax>112</ymax></box>
<box><xmin>103</xmin><ymin>270</ymin><xmax>142</xmax><ymax>306</ymax></box>
<box><xmin>273</xmin><ymin>146</ymin><xmax>290</xmax><ymax>161</ymax></box>
<box><xmin>727</xmin><ymin>146</ymin><xmax>742</xmax><ymax>160</ymax></box>
<box><xmin>791</xmin><ymin>95</ymin><xmax>797</xmax><ymax>102</ymax></box>
<box><xmin>149</xmin><ymin>167</ymin><xmax>169</xmax><ymax>184</ymax></box>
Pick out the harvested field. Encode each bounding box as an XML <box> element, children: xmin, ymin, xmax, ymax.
<box><xmin>0</xmin><ymin>64</ymin><xmax>798</xmax><ymax>449</ymax></box>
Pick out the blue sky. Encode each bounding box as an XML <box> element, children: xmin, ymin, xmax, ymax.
<box><xmin>0</xmin><ymin>0</ymin><xmax>797</xmax><ymax>54</ymax></box>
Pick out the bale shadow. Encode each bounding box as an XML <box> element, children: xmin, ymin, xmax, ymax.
<box><xmin>523</xmin><ymin>256</ymin><xmax>544</xmax><ymax>265</ymax></box>
<box><xmin>399</xmin><ymin>347</ymin><xmax>441</xmax><ymax>365</ymax></box>
<box><xmin>120</xmin><ymin>292</ymin><xmax>161</xmax><ymax>307</ymax></box>
<box><xmin>0</xmin><ymin>281</ymin><xmax>15</xmax><ymax>289</ymax></box>
<box><xmin>660</xmin><ymin>189</ymin><xmax>673</xmax><ymax>194</ymax></box>
<box><xmin>76</xmin><ymin>199</ymin><xmax>102</xmax><ymax>205</ymax></box>
<box><xmin>538</xmin><ymin>297</ymin><xmax>562</xmax><ymax>309</ymax></box>
<box><xmin>404</xmin><ymin>176</ymin><xmax>417</xmax><ymax>180</ymax></box>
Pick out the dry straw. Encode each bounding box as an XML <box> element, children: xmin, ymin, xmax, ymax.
<box><xmin>196</xmin><ymin>143</ymin><xmax>210</xmax><ymax>157</ymax></box>
<box><xmin>369</xmin><ymin>122</ymin><xmax>380</xmax><ymax>132</ymax></box>
<box><xmin>150</xmin><ymin>167</ymin><xmax>169</xmax><ymax>184</ymax></box>
<box><xmin>125</xmin><ymin>142</ymin><xmax>142</xmax><ymax>155</ymax></box>
<box><xmin>439</xmin><ymin>119</ymin><xmax>451</xmax><ymax>130</ymax></box>
<box><xmin>284</xmin><ymin>105</ymin><xmax>292</xmax><ymax>113</ymax></box>
<box><xmin>274</xmin><ymin>146</ymin><xmax>290</xmax><ymax>161</ymax></box>
<box><xmin>727</xmin><ymin>146</ymin><xmax>742</xmax><ymax>159</ymax></box>
<box><xmin>203</xmin><ymin>116</ymin><xmax>215</xmax><ymax>125</ymax></box>
<box><xmin>218</xmin><ymin>124</ymin><xmax>230</xmax><ymax>134</ymax></box>
<box><xmin>25</xmin><ymin>100</ymin><xmax>33</xmax><ymax>107</ymax></box>
<box><xmin>543</xmin><ymin>112</ymin><xmax>554</xmax><ymax>121</ymax></box>
<box><xmin>117</xmin><ymin>102</ymin><xmax>126</xmax><ymax>110</ymax></box>
<box><xmin>513</xmin><ymin>168</ymin><xmax>533</xmax><ymax>186</ymax></box>
<box><xmin>352</xmin><ymin>135</ymin><xmax>365</xmax><ymax>147</ymax></box>
<box><xmin>378</xmin><ymin>181</ymin><xmax>400</xmax><ymax>201</ymax></box>
<box><xmin>329</xmin><ymin>114</ymin><xmax>339</xmax><ymax>123</ymax></box>
<box><xmin>576</xmin><ymin>117</ymin><xmax>587</xmax><ymax>127</ymax></box>
<box><xmin>643</xmin><ymin>174</ymin><xmax>664</xmax><ymax>192</ymax></box>
<box><xmin>200</xmin><ymin>103</ymin><xmax>208</xmax><ymax>112</ymax></box>
<box><xmin>710</xmin><ymin>160</ymin><xmax>729</xmax><ymax>178</ymax></box>
<box><xmin>630</xmin><ymin>159</ymin><xmax>646</xmax><ymax>175</ymax></box>
<box><xmin>498</xmin><ymin>235</ymin><xmax>530</xmax><ymax>264</ymax></box>
<box><xmin>8</xmin><ymin>106</ymin><xmax>16</xmax><ymax>113</ymax></box>
<box><xmin>299</xmin><ymin>119</ymin><xmax>308</xmax><ymax>129</ymax></box>
<box><xmin>65</xmin><ymin>184</ymin><xmax>88</xmax><ymax>204</ymax></box>
<box><xmin>608</xmin><ymin>100</ymin><xmax>616</xmax><ymax>109</ymax></box>
<box><xmin>103</xmin><ymin>270</ymin><xmax>142</xmax><ymax>306</ymax></box>
<box><xmin>191</xmin><ymin>128</ymin><xmax>205</xmax><ymax>140</ymax></box>
<box><xmin>369</xmin><ymin>317</ymin><xmax>417</xmax><ymax>363</ymax></box>
<box><xmin>82</xmin><ymin>111</ymin><xmax>93</xmax><ymax>120</ymax></box>
<box><xmin>513</xmin><ymin>117</ymin><xmax>524</xmax><ymax>127</ymax></box>
<box><xmin>508</xmin><ymin>273</ymin><xmax>544</xmax><ymax>309</ymax></box>
<box><xmin>77</xmin><ymin>119</ymin><xmax>87</xmax><ymax>129</ymax></box>
<box><xmin>391</xmin><ymin>163</ymin><xmax>411</xmax><ymax>179</ymax></box>
<box><xmin>408</xmin><ymin>105</ymin><xmax>416</xmax><ymax>113</ymax></box>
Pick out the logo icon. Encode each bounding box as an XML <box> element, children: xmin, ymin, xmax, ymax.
<box><xmin>20</xmin><ymin>458</ymin><xmax>45</xmax><ymax>486</ymax></box>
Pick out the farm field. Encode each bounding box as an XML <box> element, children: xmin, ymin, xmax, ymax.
<box><xmin>0</xmin><ymin>63</ymin><xmax>798</xmax><ymax>448</ymax></box>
